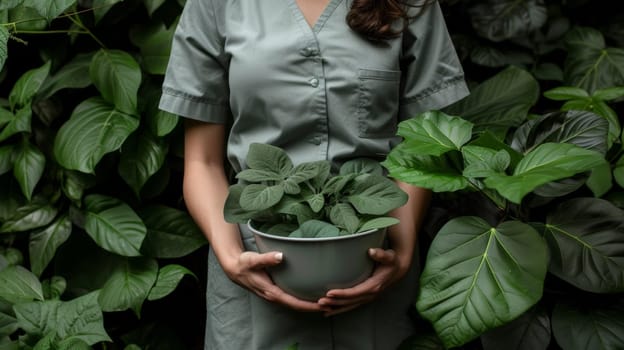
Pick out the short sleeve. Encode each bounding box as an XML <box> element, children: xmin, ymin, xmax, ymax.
<box><xmin>158</xmin><ymin>0</ymin><xmax>230</xmax><ymax>123</ymax></box>
<box><xmin>398</xmin><ymin>2</ymin><xmax>470</xmax><ymax>120</ymax></box>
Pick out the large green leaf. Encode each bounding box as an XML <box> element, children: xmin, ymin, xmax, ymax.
<box><xmin>545</xmin><ymin>198</ymin><xmax>624</xmax><ymax>293</ymax></box>
<box><xmin>13</xmin><ymin>291</ymin><xmax>110</xmax><ymax>345</ymax></box>
<box><xmin>396</xmin><ymin>111</ymin><xmax>473</xmax><ymax>156</ymax></box>
<box><xmin>468</xmin><ymin>0</ymin><xmax>547</xmax><ymax>42</ymax></box>
<box><xmin>0</xmin><ymin>107</ymin><xmax>31</xmax><ymax>143</ymax></box>
<box><xmin>147</xmin><ymin>264</ymin><xmax>195</xmax><ymax>301</ymax></box>
<box><xmin>0</xmin><ymin>26</ymin><xmax>8</xmax><ymax>72</ymax></box>
<box><xmin>416</xmin><ymin>217</ymin><xmax>548</xmax><ymax>349</ymax></box>
<box><xmin>53</xmin><ymin>97</ymin><xmax>139</xmax><ymax>173</ymax></box>
<box><xmin>90</xmin><ymin>49</ymin><xmax>141</xmax><ymax>115</ymax></box>
<box><xmin>444</xmin><ymin>66</ymin><xmax>539</xmax><ymax>133</ymax></box>
<box><xmin>0</xmin><ymin>199</ymin><xmax>57</xmax><ymax>233</ymax></box>
<box><xmin>29</xmin><ymin>215</ymin><xmax>72</xmax><ymax>277</ymax></box>
<box><xmin>84</xmin><ymin>194</ymin><xmax>146</xmax><ymax>257</ymax></box>
<box><xmin>564</xmin><ymin>27</ymin><xmax>624</xmax><ymax>93</ymax></box>
<box><xmin>9</xmin><ymin>61</ymin><xmax>50</xmax><ymax>110</ymax></box>
<box><xmin>142</xmin><ymin>84</ymin><xmax>178</xmax><ymax>137</ymax></box>
<box><xmin>0</xmin><ymin>266</ymin><xmax>44</xmax><ymax>303</ymax></box>
<box><xmin>139</xmin><ymin>205</ymin><xmax>206</xmax><ymax>258</ymax></box>
<box><xmin>129</xmin><ymin>21</ymin><xmax>175</xmax><ymax>75</ymax></box>
<box><xmin>383</xmin><ymin>149</ymin><xmax>469</xmax><ymax>192</ymax></box>
<box><xmin>552</xmin><ymin>302</ymin><xmax>624</xmax><ymax>350</ymax></box>
<box><xmin>0</xmin><ymin>0</ymin><xmax>22</xmax><ymax>11</ymax></box>
<box><xmin>484</xmin><ymin>143</ymin><xmax>605</xmax><ymax>203</ymax></box>
<box><xmin>480</xmin><ymin>307</ymin><xmax>551</xmax><ymax>350</ymax></box>
<box><xmin>118</xmin><ymin>130</ymin><xmax>168</xmax><ymax>197</ymax></box>
<box><xmin>511</xmin><ymin>111</ymin><xmax>609</xmax><ymax>155</ymax></box>
<box><xmin>13</xmin><ymin>140</ymin><xmax>45</xmax><ymax>201</ymax></box>
<box><xmin>98</xmin><ymin>257</ymin><xmax>158</xmax><ymax>314</ymax></box>
<box><xmin>22</xmin><ymin>0</ymin><xmax>75</xmax><ymax>22</ymax></box>
<box><xmin>37</xmin><ymin>53</ymin><xmax>93</xmax><ymax>100</ymax></box>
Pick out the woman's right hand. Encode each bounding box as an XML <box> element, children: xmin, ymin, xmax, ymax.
<box><xmin>224</xmin><ymin>251</ymin><xmax>329</xmax><ymax>313</ymax></box>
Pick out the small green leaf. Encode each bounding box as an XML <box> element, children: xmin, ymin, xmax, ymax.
<box><xmin>543</xmin><ymin>86</ymin><xmax>589</xmax><ymax>100</ymax></box>
<box><xmin>347</xmin><ymin>174</ymin><xmax>408</xmax><ymax>215</ymax></box>
<box><xmin>84</xmin><ymin>194</ymin><xmax>146</xmax><ymax>257</ymax></box>
<box><xmin>289</xmin><ymin>220</ymin><xmax>339</xmax><ymax>238</ymax></box>
<box><xmin>98</xmin><ymin>257</ymin><xmax>158</xmax><ymax>314</ymax></box>
<box><xmin>223</xmin><ymin>184</ymin><xmax>254</xmax><ymax>224</ymax></box>
<box><xmin>9</xmin><ymin>61</ymin><xmax>50</xmax><ymax>110</ymax></box>
<box><xmin>13</xmin><ymin>140</ymin><xmax>45</xmax><ymax>201</ymax></box>
<box><xmin>586</xmin><ymin>160</ymin><xmax>612</xmax><ymax>197</ymax></box>
<box><xmin>306</xmin><ymin>193</ymin><xmax>324</xmax><ymax>213</ymax></box>
<box><xmin>0</xmin><ymin>144</ymin><xmax>16</xmax><ymax>175</ymax></box>
<box><xmin>37</xmin><ymin>53</ymin><xmax>94</xmax><ymax>100</ymax></box>
<box><xmin>29</xmin><ymin>216</ymin><xmax>72</xmax><ymax>277</ymax></box>
<box><xmin>359</xmin><ymin>217</ymin><xmax>399</xmax><ymax>232</ymax></box>
<box><xmin>592</xmin><ymin>87</ymin><xmax>624</xmax><ymax>101</ymax></box>
<box><xmin>246</xmin><ymin>143</ymin><xmax>293</xmax><ymax>175</ymax></box>
<box><xmin>0</xmin><ymin>311</ymin><xmax>18</xmax><ymax>338</ymax></box>
<box><xmin>53</xmin><ymin>97</ymin><xmax>139</xmax><ymax>173</ymax></box>
<box><xmin>0</xmin><ymin>200</ymin><xmax>57</xmax><ymax>233</ymax></box>
<box><xmin>0</xmin><ymin>265</ymin><xmax>44</xmax><ymax>303</ymax></box>
<box><xmin>240</xmin><ymin>184</ymin><xmax>284</xmax><ymax>211</ymax></box>
<box><xmin>484</xmin><ymin>143</ymin><xmax>605</xmax><ymax>203</ymax></box>
<box><xmin>323</xmin><ymin>174</ymin><xmax>356</xmax><ymax>195</ymax></box>
<box><xmin>61</xmin><ymin>170</ymin><xmax>95</xmax><ymax>204</ymax></box>
<box><xmin>281</xmin><ymin>178</ymin><xmax>300</xmax><ymax>195</ymax></box>
<box><xmin>329</xmin><ymin>203</ymin><xmax>360</xmax><ymax>233</ymax></box>
<box><xmin>0</xmin><ymin>106</ymin><xmax>31</xmax><ymax>143</ymax></box>
<box><xmin>384</xmin><ymin>149</ymin><xmax>469</xmax><ymax>192</ymax></box>
<box><xmin>339</xmin><ymin>158</ymin><xmax>383</xmax><ymax>176</ymax></box>
<box><xmin>147</xmin><ymin>264</ymin><xmax>195</xmax><ymax>301</ymax></box>
<box><xmin>236</xmin><ymin>169</ymin><xmax>282</xmax><ymax>182</ymax></box>
<box><xmin>468</xmin><ymin>0</ymin><xmax>547</xmax><ymax>42</ymax></box>
<box><xmin>118</xmin><ymin>130</ymin><xmax>168</xmax><ymax>197</ymax></box>
<box><xmin>396</xmin><ymin>111</ymin><xmax>473</xmax><ymax>156</ymax></box>
<box><xmin>462</xmin><ymin>146</ymin><xmax>510</xmax><ymax>178</ymax></box>
<box><xmin>41</xmin><ymin>276</ymin><xmax>66</xmax><ymax>300</ymax></box>
<box><xmin>90</xmin><ymin>49</ymin><xmax>141</xmax><ymax>114</ymax></box>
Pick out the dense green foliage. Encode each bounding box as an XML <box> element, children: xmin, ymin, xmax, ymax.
<box><xmin>0</xmin><ymin>0</ymin><xmax>622</xmax><ymax>349</ymax></box>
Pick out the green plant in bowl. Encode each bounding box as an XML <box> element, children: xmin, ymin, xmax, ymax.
<box><xmin>224</xmin><ymin>143</ymin><xmax>408</xmax><ymax>300</ymax></box>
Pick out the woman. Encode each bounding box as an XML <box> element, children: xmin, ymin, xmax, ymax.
<box><xmin>159</xmin><ymin>0</ymin><xmax>469</xmax><ymax>348</ymax></box>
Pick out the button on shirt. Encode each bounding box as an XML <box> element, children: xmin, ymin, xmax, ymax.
<box><xmin>159</xmin><ymin>0</ymin><xmax>469</xmax><ymax>173</ymax></box>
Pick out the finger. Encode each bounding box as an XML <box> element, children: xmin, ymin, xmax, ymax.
<box><xmin>368</xmin><ymin>248</ymin><xmax>396</xmax><ymax>265</ymax></box>
<box><xmin>261</xmin><ymin>284</ymin><xmax>330</xmax><ymax>313</ymax></box>
<box><xmin>325</xmin><ymin>277</ymin><xmax>384</xmax><ymax>299</ymax></box>
<box><xmin>240</xmin><ymin>251</ymin><xmax>283</xmax><ymax>269</ymax></box>
<box><xmin>319</xmin><ymin>294</ymin><xmax>373</xmax><ymax>307</ymax></box>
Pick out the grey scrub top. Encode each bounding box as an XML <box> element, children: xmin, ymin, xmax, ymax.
<box><xmin>159</xmin><ymin>0</ymin><xmax>469</xmax><ymax>349</ymax></box>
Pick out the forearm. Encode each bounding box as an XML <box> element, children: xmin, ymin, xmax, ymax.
<box><xmin>387</xmin><ymin>181</ymin><xmax>431</xmax><ymax>273</ymax></box>
<box><xmin>183</xmin><ymin>160</ymin><xmax>243</xmax><ymax>275</ymax></box>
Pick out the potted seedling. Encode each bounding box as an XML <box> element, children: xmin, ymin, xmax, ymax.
<box><xmin>224</xmin><ymin>143</ymin><xmax>408</xmax><ymax>300</ymax></box>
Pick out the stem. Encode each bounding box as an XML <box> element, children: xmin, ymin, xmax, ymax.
<box><xmin>67</xmin><ymin>14</ymin><xmax>107</xmax><ymax>49</ymax></box>
<box><xmin>466</xmin><ymin>179</ymin><xmax>507</xmax><ymax>212</ymax></box>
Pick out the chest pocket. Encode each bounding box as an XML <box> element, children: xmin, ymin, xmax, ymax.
<box><xmin>357</xmin><ymin>68</ymin><xmax>401</xmax><ymax>138</ymax></box>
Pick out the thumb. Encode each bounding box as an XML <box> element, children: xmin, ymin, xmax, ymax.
<box><xmin>369</xmin><ymin>248</ymin><xmax>396</xmax><ymax>265</ymax></box>
<box><xmin>242</xmin><ymin>251</ymin><xmax>283</xmax><ymax>269</ymax></box>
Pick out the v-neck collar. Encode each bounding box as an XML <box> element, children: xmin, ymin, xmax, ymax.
<box><xmin>288</xmin><ymin>0</ymin><xmax>343</xmax><ymax>35</ymax></box>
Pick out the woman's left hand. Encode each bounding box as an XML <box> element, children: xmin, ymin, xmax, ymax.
<box><xmin>317</xmin><ymin>247</ymin><xmax>409</xmax><ymax>317</ymax></box>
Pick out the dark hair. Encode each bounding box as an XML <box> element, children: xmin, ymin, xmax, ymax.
<box><xmin>346</xmin><ymin>0</ymin><xmax>434</xmax><ymax>41</ymax></box>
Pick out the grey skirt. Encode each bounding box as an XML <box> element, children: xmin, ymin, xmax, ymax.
<box><xmin>204</xmin><ymin>224</ymin><xmax>420</xmax><ymax>350</ymax></box>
